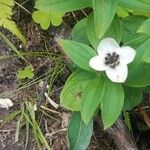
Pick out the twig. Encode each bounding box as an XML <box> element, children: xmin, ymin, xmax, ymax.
<box><xmin>45</xmin><ymin>128</ymin><xmax>67</xmax><ymax>137</ymax></box>
<box><xmin>14</xmin><ymin>1</ymin><xmax>31</xmax><ymax>15</ymax></box>
<box><xmin>44</xmin><ymin>92</ymin><xmax>59</xmax><ymax>109</ymax></box>
<box><xmin>71</xmin><ymin>12</ymin><xmax>78</xmax><ymax>22</ymax></box>
<box><xmin>0</xmin><ymin>130</ymin><xmax>14</xmax><ymax>132</ymax></box>
<box><xmin>40</xmin><ymin>105</ymin><xmax>60</xmax><ymax>114</ymax></box>
<box><xmin>81</xmin><ymin>9</ymin><xmax>88</xmax><ymax>17</ymax></box>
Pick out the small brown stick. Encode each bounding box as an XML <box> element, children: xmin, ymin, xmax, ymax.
<box><xmin>45</xmin><ymin>128</ymin><xmax>67</xmax><ymax>137</ymax></box>
<box><xmin>40</xmin><ymin>105</ymin><xmax>60</xmax><ymax>115</ymax></box>
<box><xmin>81</xmin><ymin>9</ymin><xmax>88</xmax><ymax>17</ymax></box>
<box><xmin>71</xmin><ymin>12</ymin><xmax>78</xmax><ymax>22</ymax></box>
<box><xmin>106</xmin><ymin>117</ymin><xmax>138</xmax><ymax>150</ymax></box>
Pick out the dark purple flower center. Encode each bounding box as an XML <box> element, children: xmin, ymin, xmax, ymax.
<box><xmin>104</xmin><ymin>52</ymin><xmax>120</xmax><ymax>68</ymax></box>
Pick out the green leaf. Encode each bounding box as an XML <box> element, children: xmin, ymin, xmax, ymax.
<box><xmin>137</xmin><ymin>18</ymin><xmax>150</xmax><ymax>36</ymax></box>
<box><xmin>124</xmin><ymin>35</ymin><xmax>149</xmax><ymax>48</ymax></box>
<box><xmin>101</xmin><ymin>79</ymin><xmax>124</xmax><ymax>129</ymax></box>
<box><xmin>87</xmin><ymin>14</ymin><xmax>122</xmax><ymax>49</ymax></box>
<box><xmin>122</xmin><ymin>15</ymin><xmax>147</xmax><ymax>44</ymax></box>
<box><xmin>72</xmin><ymin>18</ymin><xmax>90</xmax><ymax>45</ymax></box>
<box><xmin>32</xmin><ymin>10</ymin><xmax>64</xmax><ymax>30</ymax></box>
<box><xmin>123</xmin><ymin>20</ymin><xmax>150</xmax><ymax>79</ymax></box>
<box><xmin>126</xmin><ymin>38</ymin><xmax>150</xmax><ymax>87</ymax></box>
<box><xmin>123</xmin><ymin>86</ymin><xmax>142</xmax><ymax>111</ymax></box>
<box><xmin>92</xmin><ymin>0</ymin><xmax>118</xmax><ymax>39</ymax></box>
<box><xmin>0</xmin><ymin>0</ymin><xmax>26</xmax><ymax>44</ymax></box>
<box><xmin>119</xmin><ymin>0</ymin><xmax>150</xmax><ymax>16</ymax></box>
<box><xmin>116</xmin><ymin>6</ymin><xmax>129</xmax><ymax>18</ymax></box>
<box><xmin>50</xmin><ymin>12</ymin><xmax>64</xmax><ymax>26</ymax></box>
<box><xmin>139</xmin><ymin>0</ymin><xmax>150</xmax><ymax>5</ymax></box>
<box><xmin>35</xmin><ymin>0</ymin><xmax>92</xmax><ymax>12</ymax></box>
<box><xmin>60</xmin><ymin>70</ymin><xmax>96</xmax><ymax>111</ymax></box>
<box><xmin>59</xmin><ymin>40</ymin><xmax>96</xmax><ymax>71</ymax></box>
<box><xmin>68</xmin><ymin>112</ymin><xmax>93</xmax><ymax>150</ymax></box>
<box><xmin>142</xmin><ymin>43</ymin><xmax>150</xmax><ymax>63</ymax></box>
<box><xmin>17</xmin><ymin>66</ymin><xmax>34</xmax><ymax>79</ymax></box>
<box><xmin>86</xmin><ymin>13</ymin><xmax>99</xmax><ymax>49</ymax></box>
<box><xmin>32</xmin><ymin>11</ymin><xmax>50</xmax><ymax>30</ymax></box>
<box><xmin>143</xmin><ymin>86</ymin><xmax>150</xmax><ymax>93</ymax></box>
<box><xmin>104</xmin><ymin>16</ymin><xmax>122</xmax><ymax>43</ymax></box>
<box><xmin>81</xmin><ymin>75</ymin><xmax>105</xmax><ymax>124</ymax></box>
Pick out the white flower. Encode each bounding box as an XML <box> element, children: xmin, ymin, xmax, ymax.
<box><xmin>89</xmin><ymin>38</ymin><xmax>136</xmax><ymax>83</ymax></box>
<box><xmin>0</xmin><ymin>98</ymin><xmax>13</xmax><ymax>109</ymax></box>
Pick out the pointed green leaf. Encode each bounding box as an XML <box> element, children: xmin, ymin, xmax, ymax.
<box><xmin>92</xmin><ymin>0</ymin><xmax>118</xmax><ymax>39</ymax></box>
<box><xmin>142</xmin><ymin>38</ymin><xmax>150</xmax><ymax>63</ymax></box>
<box><xmin>72</xmin><ymin>18</ymin><xmax>90</xmax><ymax>45</ymax></box>
<box><xmin>126</xmin><ymin>38</ymin><xmax>150</xmax><ymax>87</ymax></box>
<box><xmin>137</xmin><ymin>18</ymin><xmax>150</xmax><ymax>36</ymax></box>
<box><xmin>122</xmin><ymin>15</ymin><xmax>147</xmax><ymax>44</ymax></box>
<box><xmin>140</xmin><ymin>0</ymin><xmax>150</xmax><ymax>5</ymax></box>
<box><xmin>104</xmin><ymin>16</ymin><xmax>122</xmax><ymax>43</ymax></box>
<box><xmin>101</xmin><ymin>79</ymin><xmax>124</xmax><ymax>129</ymax></box>
<box><xmin>59</xmin><ymin>40</ymin><xmax>96</xmax><ymax>71</ymax></box>
<box><xmin>86</xmin><ymin>14</ymin><xmax>122</xmax><ymax>49</ymax></box>
<box><xmin>60</xmin><ymin>70</ymin><xmax>96</xmax><ymax>111</ymax></box>
<box><xmin>35</xmin><ymin>0</ymin><xmax>92</xmax><ymax>12</ymax></box>
<box><xmin>68</xmin><ymin>112</ymin><xmax>93</xmax><ymax>150</ymax></box>
<box><xmin>119</xmin><ymin>0</ymin><xmax>150</xmax><ymax>15</ymax></box>
<box><xmin>86</xmin><ymin>13</ymin><xmax>99</xmax><ymax>49</ymax></box>
<box><xmin>81</xmin><ymin>75</ymin><xmax>105</xmax><ymax>124</ymax></box>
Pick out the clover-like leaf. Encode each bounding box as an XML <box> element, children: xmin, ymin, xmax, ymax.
<box><xmin>32</xmin><ymin>10</ymin><xmax>64</xmax><ymax>30</ymax></box>
<box><xmin>17</xmin><ymin>66</ymin><xmax>34</xmax><ymax>79</ymax></box>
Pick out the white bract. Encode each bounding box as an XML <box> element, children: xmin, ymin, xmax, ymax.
<box><xmin>89</xmin><ymin>38</ymin><xmax>136</xmax><ymax>83</ymax></box>
<box><xmin>0</xmin><ymin>98</ymin><xmax>13</xmax><ymax>109</ymax></box>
